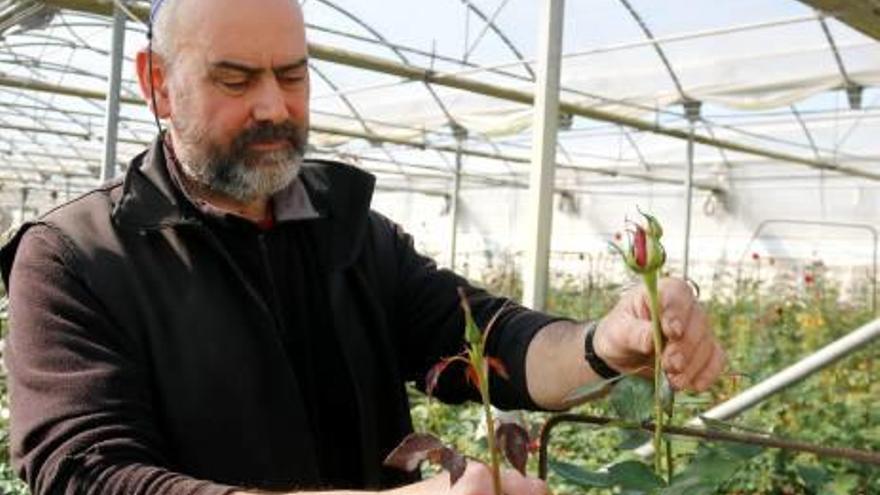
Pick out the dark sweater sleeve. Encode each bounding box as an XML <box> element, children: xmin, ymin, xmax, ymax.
<box><xmin>4</xmin><ymin>225</ymin><xmax>237</xmax><ymax>495</ymax></box>
<box><xmin>379</xmin><ymin>214</ymin><xmax>569</xmax><ymax>411</ymax></box>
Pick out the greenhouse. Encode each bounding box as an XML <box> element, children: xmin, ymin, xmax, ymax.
<box><xmin>0</xmin><ymin>0</ymin><xmax>877</xmax><ymax>493</ymax></box>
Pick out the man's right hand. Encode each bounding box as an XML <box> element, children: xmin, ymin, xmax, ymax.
<box><xmin>449</xmin><ymin>461</ymin><xmax>549</xmax><ymax>495</ymax></box>
<box><xmin>234</xmin><ymin>460</ymin><xmax>551</xmax><ymax>495</ymax></box>
<box><xmin>397</xmin><ymin>460</ymin><xmax>549</xmax><ymax>495</ymax></box>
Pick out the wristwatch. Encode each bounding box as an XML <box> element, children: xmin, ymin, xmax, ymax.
<box><xmin>583</xmin><ymin>320</ymin><xmax>621</xmax><ymax>380</ymax></box>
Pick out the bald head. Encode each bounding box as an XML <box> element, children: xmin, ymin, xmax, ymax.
<box><xmin>151</xmin><ymin>0</ymin><xmax>306</xmax><ymax>67</ymax></box>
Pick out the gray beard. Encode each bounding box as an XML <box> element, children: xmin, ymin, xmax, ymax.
<box><xmin>178</xmin><ymin>147</ymin><xmax>303</xmax><ymax>203</ymax></box>
<box><xmin>171</xmin><ymin>118</ymin><xmax>308</xmax><ymax>203</ymax></box>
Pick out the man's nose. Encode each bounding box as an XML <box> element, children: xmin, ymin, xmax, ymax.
<box><xmin>252</xmin><ymin>78</ymin><xmax>289</xmax><ymax>123</ymax></box>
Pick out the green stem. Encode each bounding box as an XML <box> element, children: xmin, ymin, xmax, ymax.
<box><xmin>643</xmin><ymin>271</ymin><xmax>665</xmax><ymax>477</ymax></box>
<box><xmin>474</xmin><ymin>352</ymin><xmax>503</xmax><ymax>495</ymax></box>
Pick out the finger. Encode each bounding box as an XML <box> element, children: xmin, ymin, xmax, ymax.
<box><xmin>658</xmin><ymin>278</ymin><xmax>697</xmax><ymax>340</ymax></box>
<box><xmin>681</xmin><ymin>305</ymin><xmax>711</xmax><ymax>345</ymax></box>
<box><xmin>693</xmin><ymin>343</ymin><xmax>726</xmax><ymax>392</ymax></box>
<box><xmin>499</xmin><ymin>468</ymin><xmax>530</xmax><ymax>494</ymax></box>
<box><xmin>500</xmin><ymin>468</ymin><xmax>550</xmax><ymax>495</ymax></box>
<box><xmin>675</xmin><ymin>336</ymin><xmax>714</xmax><ymax>390</ymax></box>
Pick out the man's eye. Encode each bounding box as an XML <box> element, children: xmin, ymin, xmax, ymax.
<box><xmin>278</xmin><ymin>73</ymin><xmax>306</xmax><ymax>86</ymax></box>
<box><xmin>220</xmin><ymin>80</ymin><xmax>250</xmax><ymax>91</ymax></box>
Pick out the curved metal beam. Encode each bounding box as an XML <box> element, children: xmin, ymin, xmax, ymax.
<box><xmin>313</xmin><ymin>0</ymin><xmax>457</xmax><ymax>127</ymax></box>
<box><xmin>458</xmin><ymin>0</ymin><xmax>535</xmax><ymax>80</ymax></box>
<box><xmin>617</xmin><ymin>0</ymin><xmax>688</xmax><ymax>102</ymax></box>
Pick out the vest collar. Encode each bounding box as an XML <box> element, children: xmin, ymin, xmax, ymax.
<box><xmin>111</xmin><ymin>134</ymin><xmax>377</xmax><ymax>269</ymax></box>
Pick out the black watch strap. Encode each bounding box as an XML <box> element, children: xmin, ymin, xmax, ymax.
<box><xmin>584</xmin><ymin>321</ymin><xmax>621</xmax><ymax>380</ymax></box>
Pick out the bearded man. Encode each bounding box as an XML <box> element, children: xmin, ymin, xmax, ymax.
<box><xmin>0</xmin><ymin>0</ymin><xmax>726</xmax><ymax>494</ymax></box>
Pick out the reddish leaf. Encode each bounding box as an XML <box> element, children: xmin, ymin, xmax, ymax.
<box><xmin>486</xmin><ymin>356</ymin><xmax>510</xmax><ymax>380</ymax></box>
<box><xmin>496</xmin><ymin>422</ymin><xmax>531</xmax><ymax>476</ymax></box>
<box><xmin>433</xmin><ymin>447</ymin><xmax>468</xmax><ymax>485</ymax></box>
<box><xmin>465</xmin><ymin>364</ymin><xmax>481</xmax><ymax>389</ymax></box>
<box><xmin>481</xmin><ymin>300</ymin><xmax>512</xmax><ymax>346</ymax></box>
<box><xmin>426</xmin><ymin>355</ymin><xmax>468</xmax><ymax>398</ymax></box>
<box><xmin>383</xmin><ymin>433</ymin><xmax>445</xmax><ymax>472</ymax></box>
<box><xmin>426</xmin><ymin>359</ymin><xmax>453</xmax><ymax>398</ymax></box>
<box><xmin>384</xmin><ymin>433</ymin><xmax>468</xmax><ymax>486</ymax></box>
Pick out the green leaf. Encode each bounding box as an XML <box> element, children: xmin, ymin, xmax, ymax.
<box><xmin>825</xmin><ymin>474</ymin><xmax>859</xmax><ymax>495</ymax></box>
<box><xmin>548</xmin><ymin>460</ymin><xmax>612</xmax><ymax>488</ymax></box>
<box><xmin>564</xmin><ymin>373</ymin><xmax>625</xmax><ymax>403</ymax></box>
<box><xmin>663</xmin><ymin>443</ymin><xmax>762</xmax><ymax>493</ymax></box>
<box><xmin>795</xmin><ymin>464</ymin><xmax>829</xmax><ymax>491</ymax></box>
<box><xmin>610</xmin><ymin>376</ymin><xmax>654</xmax><ymax>423</ymax></box>
<box><xmin>618</xmin><ymin>429</ymin><xmax>652</xmax><ymax>450</ymax></box>
<box><xmin>608</xmin><ymin>460</ymin><xmax>667</xmax><ymax>490</ymax></box>
<box><xmin>672</xmin><ymin>395</ymin><xmax>711</xmax><ymax>406</ymax></box>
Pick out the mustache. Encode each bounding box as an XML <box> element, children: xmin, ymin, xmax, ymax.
<box><xmin>231</xmin><ymin>121</ymin><xmax>307</xmax><ymax>154</ymax></box>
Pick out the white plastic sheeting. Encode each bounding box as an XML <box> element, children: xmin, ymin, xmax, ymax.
<box><xmin>0</xmin><ymin>0</ymin><xmax>878</xmax><ymax>289</ymax></box>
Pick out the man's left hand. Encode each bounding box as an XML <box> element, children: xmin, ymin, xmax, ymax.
<box><xmin>593</xmin><ymin>278</ymin><xmax>726</xmax><ymax>392</ymax></box>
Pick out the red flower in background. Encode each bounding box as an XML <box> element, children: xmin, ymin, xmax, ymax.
<box><xmin>751</xmin><ymin>252</ymin><xmax>760</xmax><ymax>261</ymax></box>
<box><xmin>804</xmin><ymin>274</ymin><xmax>815</xmax><ymax>285</ymax></box>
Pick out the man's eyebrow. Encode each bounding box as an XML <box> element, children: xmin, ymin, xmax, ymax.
<box><xmin>210</xmin><ymin>61</ymin><xmax>262</xmax><ymax>76</ymax></box>
<box><xmin>210</xmin><ymin>58</ymin><xmax>309</xmax><ymax>76</ymax></box>
<box><xmin>273</xmin><ymin>57</ymin><xmax>309</xmax><ymax>74</ymax></box>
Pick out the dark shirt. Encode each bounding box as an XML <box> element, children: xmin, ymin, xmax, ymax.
<box><xmin>163</xmin><ymin>141</ymin><xmax>363</xmax><ymax>487</ymax></box>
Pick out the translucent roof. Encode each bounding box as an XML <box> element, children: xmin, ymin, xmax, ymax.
<box><xmin>1</xmin><ymin>0</ymin><xmax>879</xmax><ymax>236</ymax></box>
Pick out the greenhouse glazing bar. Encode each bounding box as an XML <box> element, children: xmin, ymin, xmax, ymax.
<box><xmin>307</xmin><ymin>44</ymin><xmax>880</xmax><ymax>182</ymax></box>
<box><xmin>29</xmin><ymin>0</ymin><xmax>880</xmax><ymax>182</ymax></box>
<box><xmin>523</xmin><ymin>0</ymin><xmax>564</xmax><ymax>311</ymax></box>
<box><xmin>0</xmin><ymin>76</ymin><xmax>724</xmax><ymax>193</ymax></box>
<box><xmin>100</xmin><ymin>2</ymin><xmax>125</xmax><ymax>182</ymax></box>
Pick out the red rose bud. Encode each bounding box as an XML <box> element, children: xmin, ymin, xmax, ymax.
<box><xmin>633</xmin><ymin>226</ymin><xmax>648</xmax><ymax>268</ymax></box>
<box><xmin>610</xmin><ymin>211</ymin><xmax>667</xmax><ymax>274</ymax></box>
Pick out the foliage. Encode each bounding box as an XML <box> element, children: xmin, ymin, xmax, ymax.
<box><xmin>411</xmin><ymin>256</ymin><xmax>879</xmax><ymax>494</ymax></box>
<box><xmin>1</xmin><ymin>252</ymin><xmax>877</xmax><ymax>493</ymax></box>
<box><xmin>0</xmin><ymin>317</ymin><xmax>27</xmax><ymax>495</ymax></box>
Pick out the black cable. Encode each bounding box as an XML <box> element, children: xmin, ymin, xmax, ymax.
<box><xmin>147</xmin><ymin>12</ymin><xmax>163</xmax><ymax>135</ymax></box>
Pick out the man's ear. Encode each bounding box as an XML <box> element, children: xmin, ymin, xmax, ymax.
<box><xmin>135</xmin><ymin>48</ymin><xmax>172</xmax><ymax>119</ymax></box>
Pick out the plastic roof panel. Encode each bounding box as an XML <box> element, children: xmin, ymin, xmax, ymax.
<box><xmin>0</xmin><ymin>0</ymin><xmax>877</xmax><ymax>221</ymax></box>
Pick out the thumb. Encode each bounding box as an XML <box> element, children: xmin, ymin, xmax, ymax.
<box><xmin>595</xmin><ymin>317</ymin><xmax>654</xmax><ymax>373</ymax></box>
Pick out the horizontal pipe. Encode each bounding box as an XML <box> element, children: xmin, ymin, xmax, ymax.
<box><xmin>312</xmin><ymin>124</ymin><xmax>723</xmax><ymax>192</ymax></box>
<box><xmin>25</xmin><ymin>0</ymin><xmax>880</xmax><ymax>183</ymax></box>
<box><xmin>633</xmin><ymin>318</ymin><xmax>880</xmax><ymax>458</ymax></box>
<box><xmin>0</xmin><ymin>74</ymin><xmax>724</xmax><ymax>192</ymax></box>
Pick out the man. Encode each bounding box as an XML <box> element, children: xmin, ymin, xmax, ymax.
<box><xmin>0</xmin><ymin>0</ymin><xmax>725</xmax><ymax>494</ymax></box>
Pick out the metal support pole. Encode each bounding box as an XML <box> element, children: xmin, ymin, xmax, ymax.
<box><xmin>633</xmin><ymin>318</ymin><xmax>880</xmax><ymax>459</ymax></box>
<box><xmin>449</xmin><ymin>144</ymin><xmax>464</xmax><ymax>271</ymax></box>
<box><xmin>682</xmin><ymin>101</ymin><xmax>701</xmax><ymax>279</ymax></box>
<box><xmin>523</xmin><ymin>0</ymin><xmax>565</xmax><ymax>311</ymax></box>
<box><xmin>101</xmin><ymin>4</ymin><xmax>126</xmax><ymax>183</ymax></box>
<box><xmin>18</xmin><ymin>187</ymin><xmax>28</xmax><ymax>223</ymax></box>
